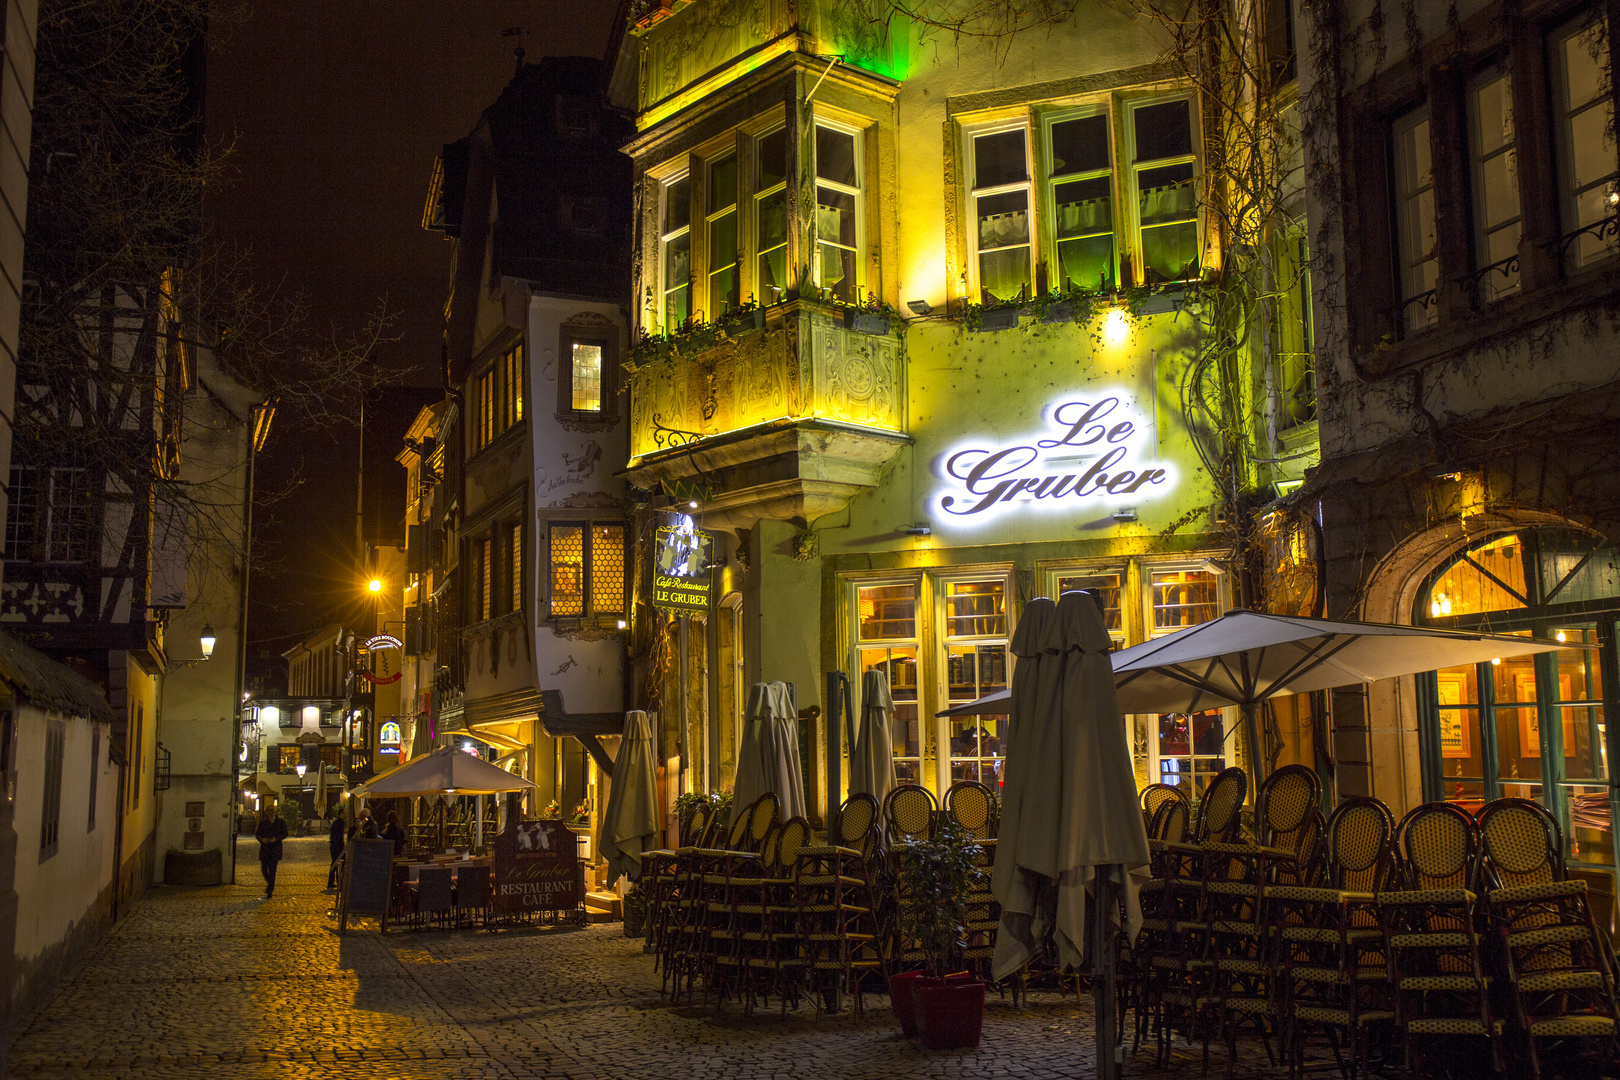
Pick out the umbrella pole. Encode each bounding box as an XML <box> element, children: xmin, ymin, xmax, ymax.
<box><xmin>1240</xmin><ymin>700</ymin><xmax>1264</xmax><ymax>788</ymax></box>
<box><xmin>1093</xmin><ymin>865</ymin><xmax>1120</xmax><ymax>1080</ymax></box>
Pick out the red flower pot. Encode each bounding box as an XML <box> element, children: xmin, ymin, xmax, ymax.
<box><xmin>914</xmin><ymin>978</ymin><xmax>986</xmax><ymax>1050</ymax></box>
<box><xmin>887</xmin><ymin>971</ymin><xmax>929</xmax><ymax>1035</ymax></box>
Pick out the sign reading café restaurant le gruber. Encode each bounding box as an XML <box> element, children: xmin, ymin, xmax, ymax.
<box><xmin>933</xmin><ymin>392</ymin><xmax>1176</xmax><ymax>525</ymax></box>
<box><xmin>652</xmin><ymin>515</ymin><xmax>713</xmax><ymax>613</ymax></box>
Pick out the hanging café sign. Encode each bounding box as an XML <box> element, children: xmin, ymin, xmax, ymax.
<box><xmin>652</xmin><ymin>514</ymin><xmax>714</xmax><ymax>613</ymax></box>
<box><xmin>933</xmin><ymin>392</ymin><xmax>1176</xmax><ymax>525</ymax></box>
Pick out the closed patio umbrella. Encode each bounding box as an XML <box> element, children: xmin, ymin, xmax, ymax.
<box><xmin>731</xmin><ymin>682</ymin><xmax>807</xmax><ymax>821</ymax></box>
<box><xmin>849</xmin><ymin>669</ymin><xmax>897</xmax><ymax>804</ymax></box>
<box><xmin>992</xmin><ymin>591</ymin><xmax>1150</xmax><ymax>981</ymax></box>
<box><xmin>352</xmin><ymin>744</ymin><xmax>537</xmax><ymax>798</ymax></box>
<box><xmin>599</xmin><ymin>710</ymin><xmax>659</xmax><ymax>887</ymax></box>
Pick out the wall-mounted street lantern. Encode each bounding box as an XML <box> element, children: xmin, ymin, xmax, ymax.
<box><xmin>167</xmin><ymin>624</ymin><xmax>217</xmax><ymax>671</ymax></box>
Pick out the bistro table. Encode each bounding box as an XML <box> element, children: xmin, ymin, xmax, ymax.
<box><xmin>396</xmin><ymin>855</ymin><xmax>492</xmax><ymax>881</ymax></box>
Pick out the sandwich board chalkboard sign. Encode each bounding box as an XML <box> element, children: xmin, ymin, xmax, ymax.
<box><xmin>340</xmin><ymin>838</ymin><xmax>395</xmax><ymax>935</ymax></box>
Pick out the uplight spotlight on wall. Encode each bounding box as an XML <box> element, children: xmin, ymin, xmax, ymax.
<box><xmin>1103</xmin><ymin>308</ymin><xmax>1130</xmax><ymax>345</ymax></box>
<box><xmin>906</xmin><ymin>299</ymin><xmax>933</xmax><ymax>316</ymax></box>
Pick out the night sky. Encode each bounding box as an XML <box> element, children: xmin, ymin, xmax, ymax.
<box><xmin>205</xmin><ymin>2</ymin><xmax>615</xmax><ymax>670</ymax></box>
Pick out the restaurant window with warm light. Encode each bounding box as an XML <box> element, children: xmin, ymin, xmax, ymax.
<box><xmin>942</xmin><ymin>579</ymin><xmax>1011</xmax><ymax>789</ymax></box>
<box><xmin>856</xmin><ymin>582</ymin><xmax>922</xmax><ymax>783</ymax></box>
<box><xmin>1416</xmin><ymin>528</ymin><xmax>1620</xmax><ymax>890</ymax></box>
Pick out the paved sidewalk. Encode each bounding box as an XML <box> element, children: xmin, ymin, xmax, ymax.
<box><xmin>7</xmin><ymin>837</ymin><xmax>1276</xmax><ymax>1079</ymax></box>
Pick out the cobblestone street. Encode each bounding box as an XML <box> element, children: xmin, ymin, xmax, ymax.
<box><xmin>8</xmin><ymin>838</ymin><xmax>1282</xmax><ymax>1080</ymax></box>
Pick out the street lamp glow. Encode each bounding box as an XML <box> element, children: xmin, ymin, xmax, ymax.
<box><xmin>295</xmin><ymin>762</ymin><xmax>307</xmax><ymax>779</ymax></box>
<box><xmin>1103</xmin><ymin>308</ymin><xmax>1130</xmax><ymax>345</ymax></box>
<box><xmin>199</xmin><ymin>624</ymin><xmax>216</xmax><ymax>659</ymax></box>
<box><xmin>367</xmin><ymin>578</ymin><xmax>383</xmax><ymax>594</ymax></box>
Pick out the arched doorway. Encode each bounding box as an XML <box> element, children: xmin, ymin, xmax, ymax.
<box><xmin>1414</xmin><ymin>526</ymin><xmax>1620</xmax><ymax>927</ymax></box>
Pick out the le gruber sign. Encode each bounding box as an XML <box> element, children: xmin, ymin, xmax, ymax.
<box><xmin>494</xmin><ymin>819</ymin><xmax>583</xmax><ymax>914</ymax></box>
<box><xmin>652</xmin><ymin>515</ymin><xmax>713</xmax><ymax>613</ymax></box>
<box><xmin>933</xmin><ymin>392</ymin><xmax>1176</xmax><ymax>525</ymax></box>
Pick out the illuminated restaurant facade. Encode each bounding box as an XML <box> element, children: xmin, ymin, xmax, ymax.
<box><xmin>605</xmin><ymin>0</ymin><xmax>1320</xmax><ymax>815</ymax></box>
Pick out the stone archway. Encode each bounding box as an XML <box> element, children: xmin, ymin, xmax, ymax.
<box><xmin>1336</xmin><ymin>509</ymin><xmax>1591</xmax><ymax>817</ymax></box>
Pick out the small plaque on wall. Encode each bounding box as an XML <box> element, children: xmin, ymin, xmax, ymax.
<box><xmin>185</xmin><ymin>801</ymin><xmax>205</xmax><ymax>817</ymax></box>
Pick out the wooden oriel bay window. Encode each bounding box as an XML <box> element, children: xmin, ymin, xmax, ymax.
<box><xmin>647</xmin><ymin>111</ymin><xmax>872</xmax><ymax>332</ymax></box>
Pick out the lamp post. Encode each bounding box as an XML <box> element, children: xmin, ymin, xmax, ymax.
<box><xmin>295</xmin><ymin>761</ymin><xmax>308</xmax><ymax>835</ymax></box>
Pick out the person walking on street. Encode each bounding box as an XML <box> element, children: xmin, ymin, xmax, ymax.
<box><xmin>254</xmin><ymin>804</ymin><xmax>289</xmax><ymax>899</ymax></box>
<box><xmin>326</xmin><ymin>813</ymin><xmax>346</xmax><ymax>891</ymax></box>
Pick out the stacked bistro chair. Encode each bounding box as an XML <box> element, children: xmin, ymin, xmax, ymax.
<box><xmin>660</xmin><ymin>794</ymin><xmax>780</xmax><ymax>998</ymax></box>
<box><xmin>1125</xmin><ymin>787</ymin><xmax>1191</xmax><ymax>1049</ymax></box>
<box><xmin>1204</xmin><ymin>765</ymin><xmax>1324</xmax><ymax>1075</ymax></box>
<box><xmin>944</xmin><ymin>781</ymin><xmax>1000</xmax><ymax>979</ymax></box>
<box><xmin>793</xmin><ymin>817</ymin><xmax>882</xmax><ymax>1014</ymax></box>
<box><xmin>1477</xmin><ymin>798</ymin><xmax>1620</xmax><ymax>1078</ymax></box>
<box><xmin>710</xmin><ymin>817</ymin><xmax>810</xmax><ymax>1014</ymax></box>
<box><xmin>884</xmin><ymin>784</ymin><xmax>937</xmax><ymax>844</ymax></box>
<box><xmin>1379</xmin><ymin>802</ymin><xmax>1502</xmax><ymax>1075</ymax></box>
<box><xmin>1142</xmin><ymin>782</ymin><xmax>1187</xmax><ymax>833</ymax></box>
<box><xmin>1136</xmin><ymin>767</ymin><xmax>1248</xmax><ymax>1069</ymax></box>
<box><xmin>1271</xmin><ymin>796</ymin><xmax>1397</xmax><ymax>1080</ymax></box>
<box><xmin>884</xmin><ymin>784</ymin><xmax>941</xmax><ymax>970</ymax></box>
<box><xmin>643</xmin><ymin>797</ymin><xmax>720</xmax><ymax>956</ymax></box>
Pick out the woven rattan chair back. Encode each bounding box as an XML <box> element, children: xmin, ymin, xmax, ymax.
<box><xmin>1396</xmin><ymin>801</ymin><xmax>1477</xmax><ymax>890</ymax></box>
<box><xmin>1285</xmin><ymin>808</ymin><xmax>1325</xmax><ymax>883</ymax></box>
<box><xmin>1478</xmin><ymin>797</ymin><xmax>1564</xmax><ymax>889</ymax></box>
<box><xmin>944</xmin><ymin>781</ymin><xmax>995</xmax><ymax>839</ymax></box>
<box><xmin>1193</xmin><ymin>766</ymin><xmax>1248</xmax><ymax>843</ymax></box>
<box><xmin>1149</xmin><ymin>796</ymin><xmax>1189</xmax><ymax>843</ymax></box>
<box><xmin>1256</xmin><ymin>764</ymin><xmax>1322</xmax><ymax>848</ymax></box>
<box><xmin>748</xmin><ymin>794</ymin><xmax>782</xmax><ymax>852</ymax></box>
<box><xmin>725</xmin><ymin>797</ymin><xmax>756</xmax><ymax>849</ymax></box>
<box><xmin>838</xmin><ymin>793</ymin><xmax>879</xmax><ymax>853</ymax></box>
<box><xmin>1323</xmin><ymin>796</ymin><xmax>1396</xmax><ymax>893</ymax></box>
<box><xmin>760</xmin><ymin>823</ymin><xmax>784</xmax><ymax>868</ymax></box>
<box><xmin>776</xmin><ymin>817</ymin><xmax>810</xmax><ymax>870</ymax></box>
<box><xmin>1140</xmin><ymin>782</ymin><xmax>1184</xmax><ymax>826</ymax></box>
<box><xmin>884</xmin><ymin>784</ymin><xmax>937</xmax><ymax>843</ymax></box>
<box><xmin>682</xmin><ymin>800</ymin><xmax>712</xmax><ymax>848</ymax></box>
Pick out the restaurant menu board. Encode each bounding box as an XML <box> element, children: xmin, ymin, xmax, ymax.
<box><xmin>493</xmin><ymin>819</ymin><xmax>582</xmax><ymax>914</ymax></box>
<box><xmin>340</xmin><ymin>838</ymin><xmax>395</xmax><ymax>935</ymax></box>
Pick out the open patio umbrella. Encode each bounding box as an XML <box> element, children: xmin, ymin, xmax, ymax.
<box><xmin>1110</xmin><ymin>609</ymin><xmax>1579</xmax><ymax>779</ymax></box>
<box><xmin>599</xmin><ymin>710</ymin><xmax>659</xmax><ymax>887</ymax></box>
<box><xmin>992</xmin><ymin>591</ymin><xmax>1151</xmax><ymax>982</ymax></box>
<box><xmin>849</xmin><ymin>669</ymin><xmax>897</xmax><ymax>804</ymax></box>
<box><xmin>352</xmin><ymin>744</ymin><xmax>537</xmax><ymax>798</ymax></box>
<box><xmin>731</xmin><ymin>681</ymin><xmax>807</xmax><ymax>820</ymax></box>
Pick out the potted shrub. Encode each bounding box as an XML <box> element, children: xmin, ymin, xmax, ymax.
<box><xmin>894</xmin><ymin>820</ymin><xmax>986</xmax><ymax>1047</ymax></box>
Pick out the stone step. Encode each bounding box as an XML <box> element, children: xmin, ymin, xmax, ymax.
<box><xmin>585</xmin><ymin>890</ymin><xmax>622</xmax><ymax>918</ymax></box>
